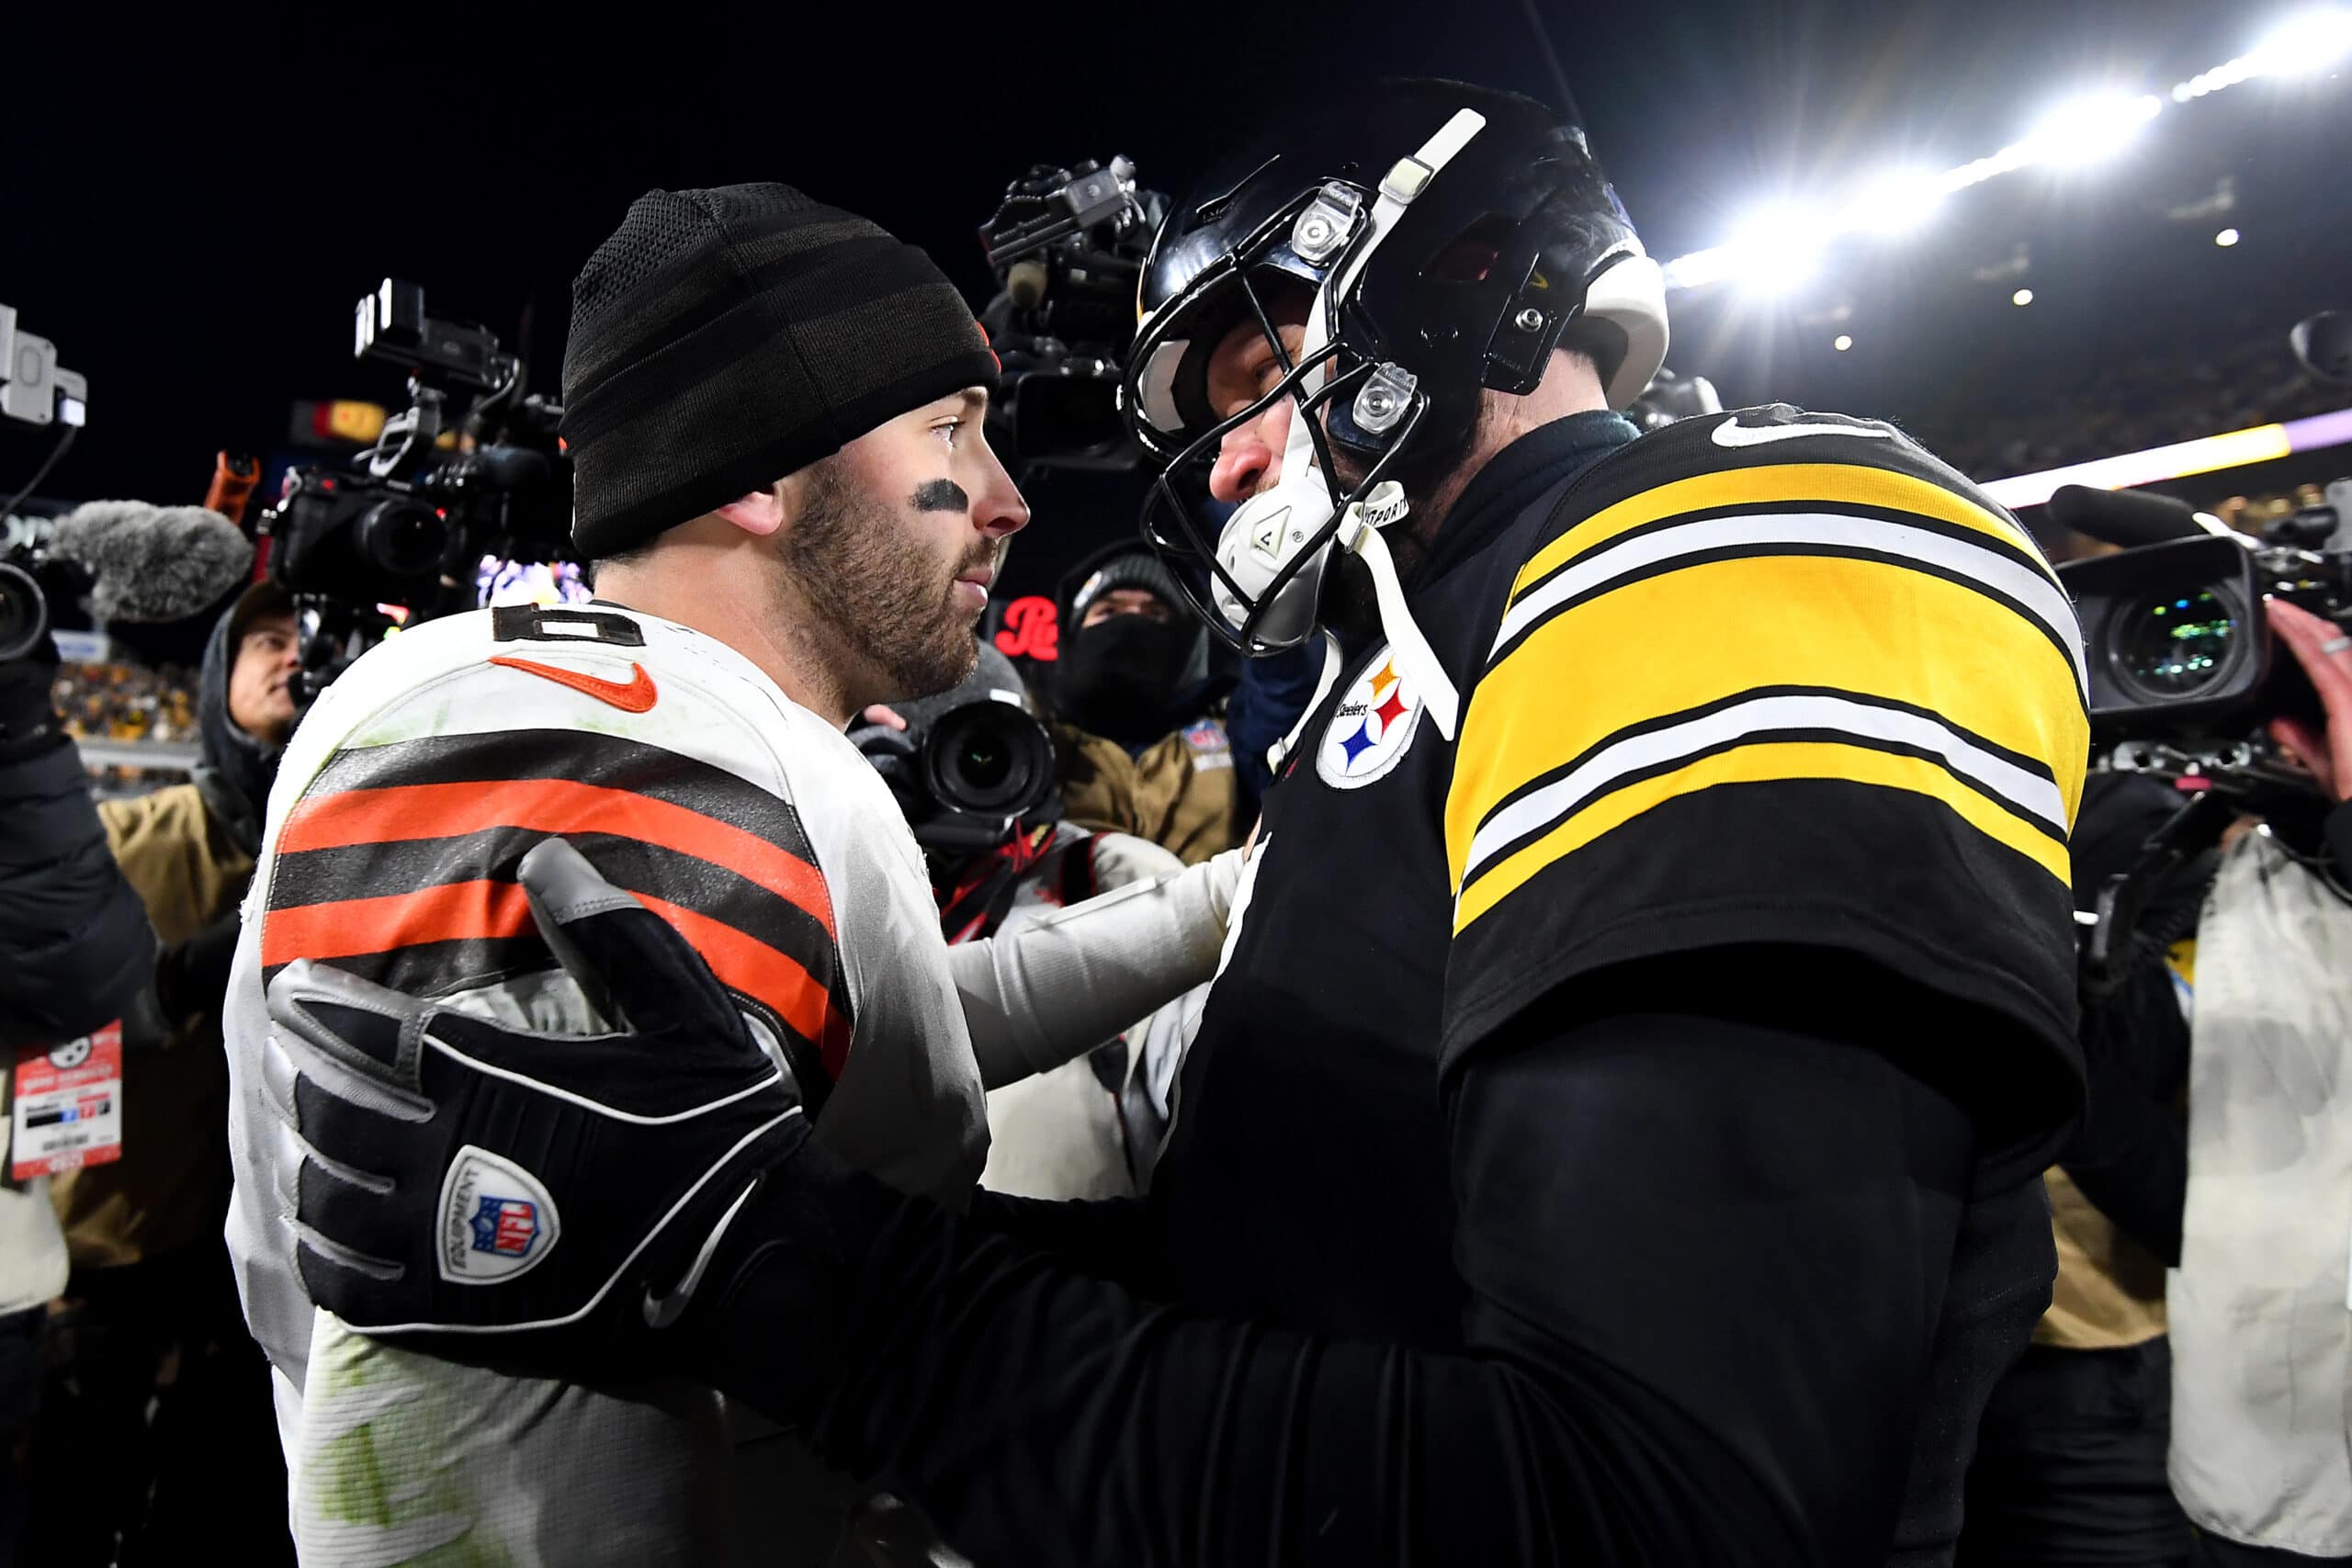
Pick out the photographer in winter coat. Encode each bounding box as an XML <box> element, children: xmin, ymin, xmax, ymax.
<box><xmin>25</xmin><ymin>581</ymin><xmax>299</xmax><ymax>1566</ymax></box>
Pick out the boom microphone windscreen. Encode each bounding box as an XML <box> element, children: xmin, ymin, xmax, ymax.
<box><xmin>50</xmin><ymin>500</ymin><xmax>254</xmax><ymax>622</ymax></box>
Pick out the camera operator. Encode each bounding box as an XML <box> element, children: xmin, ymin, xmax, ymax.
<box><xmin>855</xmin><ymin>641</ymin><xmax>1196</xmax><ymax>1200</ymax></box>
<box><xmin>2155</xmin><ymin>595</ymin><xmax>2352</xmax><ymax>1567</ymax></box>
<box><xmin>0</xmin><ymin>619</ymin><xmax>157</xmax><ymax>1565</ymax></box>
<box><xmin>0</xmin><ymin>628</ymin><xmax>154</xmax><ymax>1050</ymax></box>
<box><xmin>23</xmin><ymin>581</ymin><xmax>297</xmax><ymax>1566</ymax></box>
<box><xmin>1049</xmin><ymin>543</ymin><xmax>1241</xmax><ymax>864</ymax></box>
<box><xmin>2018</xmin><ymin>463</ymin><xmax>2352</xmax><ymax>1566</ymax></box>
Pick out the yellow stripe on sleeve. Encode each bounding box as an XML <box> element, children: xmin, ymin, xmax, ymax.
<box><xmin>1453</xmin><ymin>739</ymin><xmax>2074</xmax><ymax>932</ymax></box>
<box><xmin>1446</xmin><ymin>551</ymin><xmax>2089</xmax><ymax>908</ymax></box>
<box><xmin>1508</xmin><ymin>462</ymin><xmax>2057</xmax><ymax>608</ymax></box>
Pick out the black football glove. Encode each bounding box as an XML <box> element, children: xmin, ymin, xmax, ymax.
<box><xmin>264</xmin><ymin>837</ymin><xmax>811</xmax><ymax>1374</ymax></box>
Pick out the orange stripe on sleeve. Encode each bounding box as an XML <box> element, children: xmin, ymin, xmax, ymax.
<box><xmin>632</xmin><ymin>893</ymin><xmax>850</xmax><ymax>1078</ymax></box>
<box><xmin>260</xmin><ymin>880</ymin><xmax>850</xmax><ymax>1080</ymax></box>
<box><xmin>261</xmin><ymin>880</ymin><xmax>533</xmax><ymax>967</ymax></box>
<box><xmin>279</xmin><ymin>779</ymin><xmax>835</xmax><ymax>938</ymax></box>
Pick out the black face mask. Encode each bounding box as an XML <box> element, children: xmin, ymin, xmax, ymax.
<box><xmin>1059</xmin><ymin>614</ymin><xmax>1195</xmax><ymax>744</ymax></box>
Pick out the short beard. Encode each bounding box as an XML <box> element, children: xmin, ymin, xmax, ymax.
<box><xmin>777</xmin><ymin>457</ymin><xmax>980</xmax><ymax>709</ymax></box>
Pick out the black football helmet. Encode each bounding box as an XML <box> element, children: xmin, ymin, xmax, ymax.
<box><xmin>1123</xmin><ymin>80</ymin><xmax>1668</xmax><ymax>705</ymax></box>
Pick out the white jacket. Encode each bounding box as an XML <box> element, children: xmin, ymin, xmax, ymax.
<box><xmin>2170</xmin><ymin>828</ymin><xmax>2352</xmax><ymax>1557</ymax></box>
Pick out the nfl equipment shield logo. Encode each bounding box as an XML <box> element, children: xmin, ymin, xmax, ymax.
<box><xmin>470</xmin><ymin>1195</ymin><xmax>540</xmax><ymax>1258</ymax></box>
<box><xmin>438</xmin><ymin>1145</ymin><xmax>560</xmax><ymax>1284</ymax></box>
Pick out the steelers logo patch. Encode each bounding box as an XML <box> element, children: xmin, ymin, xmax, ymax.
<box><xmin>1317</xmin><ymin>647</ymin><xmax>1425</xmax><ymax>789</ymax></box>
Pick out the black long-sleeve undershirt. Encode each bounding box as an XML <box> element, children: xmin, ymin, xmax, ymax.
<box><xmin>2064</xmin><ymin>960</ymin><xmax>2190</xmax><ymax>1265</ymax></box>
<box><xmin>706</xmin><ymin>1007</ymin><xmax>2038</xmax><ymax>1568</ymax></box>
<box><xmin>2057</xmin><ymin>773</ymin><xmax>2201</xmax><ymax>1266</ymax></box>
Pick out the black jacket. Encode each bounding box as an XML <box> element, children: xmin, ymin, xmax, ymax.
<box><xmin>0</xmin><ymin>734</ymin><xmax>153</xmax><ymax>1047</ymax></box>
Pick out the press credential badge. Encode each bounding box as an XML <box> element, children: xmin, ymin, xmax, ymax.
<box><xmin>11</xmin><ymin>1024</ymin><xmax>124</xmax><ymax>1180</ymax></box>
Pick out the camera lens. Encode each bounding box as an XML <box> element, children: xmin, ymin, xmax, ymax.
<box><xmin>956</xmin><ymin>731</ymin><xmax>1013</xmax><ymax>794</ymax></box>
<box><xmin>2113</xmin><ymin>589</ymin><xmax>2239</xmax><ymax>700</ymax></box>
<box><xmin>356</xmin><ymin>497</ymin><xmax>452</xmax><ymax>580</ymax></box>
<box><xmin>925</xmin><ymin>701</ymin><xmax>1053</xmax><ymax>817</ymax></box>
<box><xmin>0</xmin><ymin>561</ymin><xmax>51</xmax><ymax>663</ymax></box>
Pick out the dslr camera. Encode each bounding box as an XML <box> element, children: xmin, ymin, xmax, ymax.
<box><xmin>261</xmin><ymin>280</ymin><xmax>573</xmax><ymax>702</ymax></box>
<box><xmin>977</xmin><ymin>159</ymin><xmax>1166</xmax><ymax>471</ymax></box>
<box><xmin>864</xmin><ymin>696</ymin><xmax>1057</xmax><ymax>856</ymax></box>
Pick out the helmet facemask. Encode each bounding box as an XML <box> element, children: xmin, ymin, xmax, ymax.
<box><xmin>1125</xmin><ymin>91</ymin><xmax>1669</xmax><ymax>747</ymax></box>
<box><xmin>1132</xmin><ymin>263</ymin><xmax>1428</xmax><ymax>660</ymax></box>
<box><xmin>1128</xmin><ymin>114</ymin><xmax>1492</xmax><ymax>680</ymax></box>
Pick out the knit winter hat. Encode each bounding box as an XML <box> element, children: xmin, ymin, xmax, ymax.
<box><xmin>1068</xmin><ymin>544</ymin><xmax>1187</xmax><ymax>623</ymax></box>
<box><xmin>560</xmin><ymin>182</ymin><xmax>999</xmax><ymax>559</ymax></box>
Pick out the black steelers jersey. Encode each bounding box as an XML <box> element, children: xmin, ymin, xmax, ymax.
<box><xmin>1148</xmin><ymin>405</ymin><xmax>2088</xmax><ymax>1348</ymax></box>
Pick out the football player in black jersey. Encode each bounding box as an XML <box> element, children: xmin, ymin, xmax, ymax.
<box><xmin>261</xmin><ymin>81</ymin><xmax>2090</xmax><ymax>1567</ymax></box>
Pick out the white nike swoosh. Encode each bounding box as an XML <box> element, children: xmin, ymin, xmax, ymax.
<box><xmin>641</xmin><ymin>1179</ymin><xmax>763</xmax><ymax>1329</ymax></box>
<box><xmin>1711</xmin><ymin>418</ymin><xmax>1898</xmax><ymax>448</ymax></box>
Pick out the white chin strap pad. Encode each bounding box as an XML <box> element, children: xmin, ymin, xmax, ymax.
<box><xmin>1344</xmin><ymin>518</ymin><xmax>1460</xmax><ymax>739</ymax></box>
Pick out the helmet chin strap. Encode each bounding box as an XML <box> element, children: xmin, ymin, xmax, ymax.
<box><xmin>1340</xmin><ymin>500</ymin><xmax>1459</xmax><ymax>739</ymax></box>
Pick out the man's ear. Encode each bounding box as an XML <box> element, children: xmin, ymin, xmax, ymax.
<box><xmin>714</xmin><ymin>479</ymin><xmax>789</xmax><ymax>537</ymax></box>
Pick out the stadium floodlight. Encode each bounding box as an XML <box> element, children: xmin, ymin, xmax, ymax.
<box><xmin>2021</xmin><ymin>92</ymin><xmax>2164</xmax><ymax>167</ymax></box>
<box><xmin>1725</xmin><ymin>204</ymin><xmax>1827</xmax><ymax>296</ymax></box>
<box><xmin>2251</xmin><ymin>5</ymin><xmax>2352</xmax><ymax>77</ymax></box>
<box><xmin>1658</xmin><ymin>11</ymin><xmax>2347</xmax><ymax>294</ymax></box>
<box><xmin>1838</xmin><ymin>170</ymin><xmax>1947</xmax><ymax>238</ymax></box>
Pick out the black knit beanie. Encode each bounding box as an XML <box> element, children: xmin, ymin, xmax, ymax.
<box><xmin>1068</xmin><ymin>544</ymin><xmax>1187</xmax><ymax>623</ymax></box>
<box><xmin>560</xmin><ymin>183</ymin><xmax>999</xmax><ymax>559</ymax></box>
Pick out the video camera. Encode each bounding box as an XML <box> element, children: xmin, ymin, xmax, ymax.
<box><xmin>2058</xmin><ymin>310</ymin><xmax>2352</xmax><ymax>808</ymax></box>
<box><xmin>261</xmin><ymin>280</ymin><xmax>572</xmax><ymax>703</ymax></box>
<box><xmin>2061</xmin><ymin>488</ymin><xmax>2348</xmax><ymax>791</ymax></box>
<box><xmin>2059</xmin><ymin>310</ymin><xmax>2352</xmax><ymax>994</ymax></box>
<box><xmin>977</xmin><ymin>159</ymin><xmax>1166</xmax><ymax>472</ymax></box>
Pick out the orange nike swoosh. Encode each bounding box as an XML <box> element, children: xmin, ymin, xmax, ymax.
<box><xmin>489</xmin><ymin>656</ymin><xmax>659</xmax><ymax>714</ymax></box>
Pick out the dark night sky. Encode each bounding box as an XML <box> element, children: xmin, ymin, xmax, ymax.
<box><xmin>0</xmin><ymin>0</ymin><xmax>2310</xmax><ymax>511</ymax></box>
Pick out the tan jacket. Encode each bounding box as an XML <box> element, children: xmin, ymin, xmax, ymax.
<box><xmin>48</xmin><ymin>784</ymin><xmax>252</xmax><ymax>1270</ymax></box>
<box><xmin>2033</xmin><ymin>1166</ymin><xmax>2167</xmax><ymax>1349</ymax></box>
<box><xmin>1054</xmin><ymin>717</ymin><xmax>1240</xmax><ymax>866</ymax></box>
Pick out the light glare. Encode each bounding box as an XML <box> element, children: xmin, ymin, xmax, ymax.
<box><xmin>1658</xmin><ymin>17</ymin><xmax>2347</xmax><ymax>294</ymax></box>
<box><xmin>2215</xmin><ymin>227</ymin><xmax>2242</xmax><ymax>246</ymax></box>
<box><xmin>1726</xmin><ymin>205</ymin><xmax>1826</xmax><ymax>296</ymax></box>
<box><xmin>2013</xmin><ymin>288</ymin><xmax>2036</xmax><ymax>306</ymax></box>
<box><xmin>2023</xmin><ymin>93</ymin><xmax>2163</xmax><ymax>167</ymax></box>
<box><xmin>2252</xmin><ymin>6</ymin><xmax>2352</xmax><ymax>76</ymax></box>
<box><xmin>1839</xmin><ymin>170</ymin><xmax>1946</xmax><ymax>237</ymax></box>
